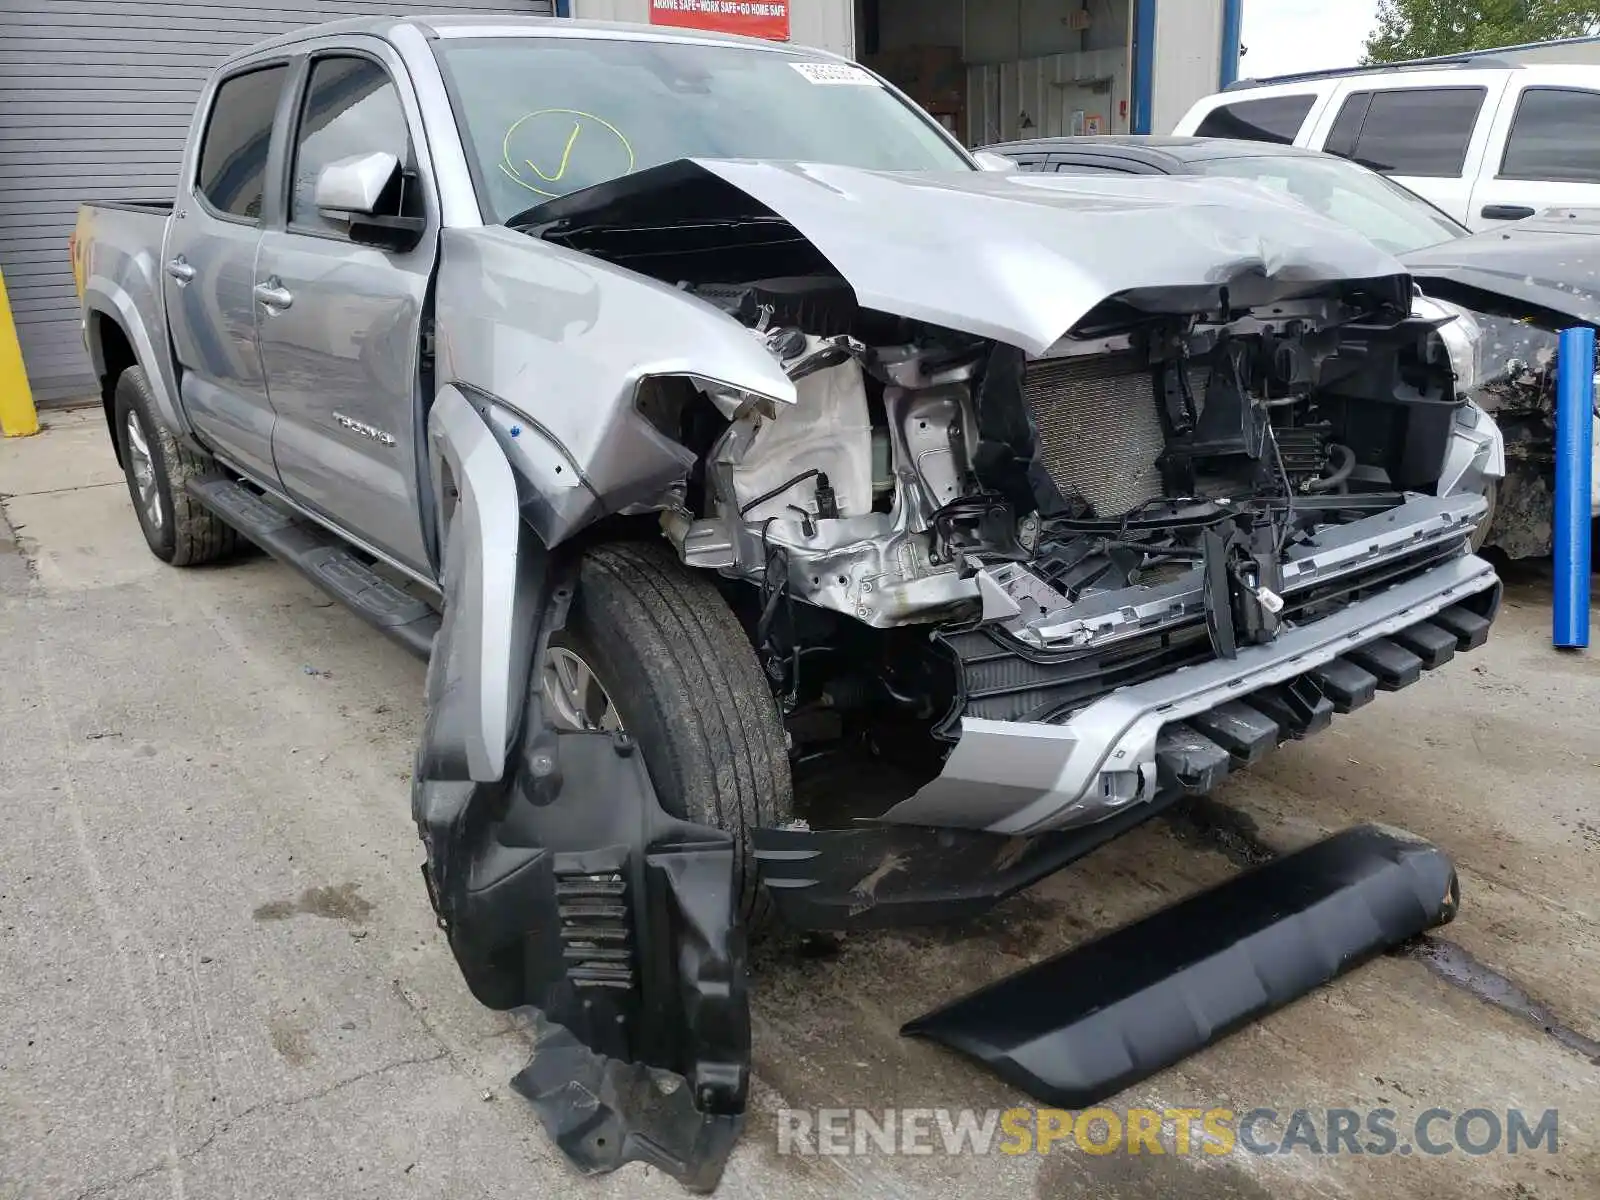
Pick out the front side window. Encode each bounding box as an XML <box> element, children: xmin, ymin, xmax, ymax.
<box><xmin>432</xmin><ymin>37</ymin><xmax>971</xmax><ymax>223</ymax></box>
<box><xmin>290</xmin><ymin>56</ymin><xmax>413</xmax><ymax>236</ymax></box>
<box><xmin>1193</xmin><ymin>94</ymin><xmax>1316</xmax><ymax>144</ymax></box>
<box><xmin>1500</xmin><ymin>87</ymin><xmax>1600</xmax><ymax>183</ymax></box>
<box><xmin>1052</xmin><ymin>161</ymin><xmax>1138</xmax><ymax>174</ymax></box>
<box><xmin>1334</xmin><ymin>86</ymin><xmax>1485</xmax><ymax>177</ymax></box>
<box><xmin>196</xmin><ymin>65</ymin><xmax>288</xmax><ymax>221</ymax></box>
<box><xmin>1323</xmin><ymin>91</ymin><xmax>1372</xmax><ymax>159</ymax></box>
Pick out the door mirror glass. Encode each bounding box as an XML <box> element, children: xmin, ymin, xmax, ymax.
<box><xmin>314</xmin><ymin>151</ymin><xmax>402</xmax><ymax>217</ymax></box>
<box><xmin>973</xmin><ymin>151</ymin><xmax>1018</xmax><ymax>173</ymax></box>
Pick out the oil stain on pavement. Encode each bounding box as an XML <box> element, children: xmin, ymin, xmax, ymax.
<box><xmin>253</xmin><ymin>882</ymin><xmax>374</xmax><ymax>923</ymax></box>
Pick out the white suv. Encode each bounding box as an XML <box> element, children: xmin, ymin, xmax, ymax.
<box><xmin>1173</xmin><ymin>61</ymin><xmax>1600</xmax><ymax>230</ymax></box>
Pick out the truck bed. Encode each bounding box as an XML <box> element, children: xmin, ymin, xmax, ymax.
<box><xmin>73</xmin><ymin>199</ymin><xmax>179</xmax><ymax>437</ymax></box>
<box><xmin>90</xmin><ymin>199</ymin><xmax>175</xmax><ymax>215</ymax></box>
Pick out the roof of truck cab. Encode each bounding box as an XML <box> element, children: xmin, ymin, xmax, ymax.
<box><xmin>983</xmin><ymin>136</ymin><xmax>1330</xmax><ymax>171</ymax></box>
<box><xmin>226</xmin><ymin>13</ymin><xmax>843</xmax><ymax>65</ymax></box>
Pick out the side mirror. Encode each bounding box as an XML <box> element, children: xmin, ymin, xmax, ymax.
<box><xmin>972</xmin><ymin>151</ymin><xmax>1019</xmax><ymax>173</ymax></box>
<box><xmin>315</xmin><ymin>151</ymin><xmax>401</xmax><ymax>216</ymax></box>
<box><xmin>314</xmin><ymin>151</ymin><xmax>426</xmax><ymax>253</ymax></box>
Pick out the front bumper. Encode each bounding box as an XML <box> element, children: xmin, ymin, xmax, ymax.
<box><xmin>880</xmin><ymin>552</ymin><xmax>1501</xmax><ymax>836</ymax></box>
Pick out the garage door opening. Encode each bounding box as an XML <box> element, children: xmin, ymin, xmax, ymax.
<box><xmin>856</xmin><ymin>0</ymin><xmax>1138</xmax><ymax>147</ymax></box>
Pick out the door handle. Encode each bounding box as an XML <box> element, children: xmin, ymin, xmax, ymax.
<box><xmin>165</xmin><ymin>257</ymin><xmax>196</xmax><ymax>284</ymax></box>
<box><xmin>253</xmin><ymin>280</ymin><xmax>293</xmax><ymax>311</ymax></box>
<box><xmin>1481</xmin><ymin>204</ymin><xmax>1536</xmax><ymax>221</ymax></box>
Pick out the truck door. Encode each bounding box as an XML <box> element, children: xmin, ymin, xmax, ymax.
<box><xmin>1469</xmin><ymin>73</ymin><xmax>1600</xmax><ymax>229</ymax></box>
<box><xmin>164</xmin><ymin>63</ymin><xmax>290</xmax><ymax>484</ymax></box>
<box><xmin>256</xmin><ymin>48</ymin><xmax>433</xmax><ymax>576</ymax></box>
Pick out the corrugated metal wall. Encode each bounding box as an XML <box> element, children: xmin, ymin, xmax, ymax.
<box><xmin>0</xmin><ymin>0</ymin><xmax>553</xmax><ymax>404</ymax></box>
<box><xmin>569</xmin><ymin>1</ymin><xmax>857</xmax><ymax>58</ymax></box>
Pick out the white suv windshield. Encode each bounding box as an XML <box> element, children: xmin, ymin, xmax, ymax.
<box><xmin>1187</xmin><ymin>154</ymin><xmax>1467</xmax><ymax>257</ymax></box>
<box><xmin>433</xmin><ymin>36</ymin><xmax>972</xmax><ymax>223</ymax></box>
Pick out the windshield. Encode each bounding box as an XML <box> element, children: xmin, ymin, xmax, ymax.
<box><xmin>1186</xmin><ymin>154</ymin><xmax>1468</xmax><ymax>256</ymax></box>
<box><xmin>432</xmin><ymin>36</ymin><xmax>972</xmax><ymax>223</ymax></box>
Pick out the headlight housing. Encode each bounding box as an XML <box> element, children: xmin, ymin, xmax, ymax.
<box><xmin>1416</xmin><ymin>293</ymin><xmax>1484</xmax><ymax>398</ymax></box>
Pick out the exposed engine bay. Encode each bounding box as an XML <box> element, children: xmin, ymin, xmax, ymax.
<box><xmin>658</xmin><ymin>273</ymin><xmax>1466</xmax><ymax>638</ymax></box>
<box><xmin>525</xmin><ymin>167</ymin><xmax>1484</xmax><ymax>819</ymax></box>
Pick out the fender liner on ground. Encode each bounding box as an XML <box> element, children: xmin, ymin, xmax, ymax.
<box><xmin>903</xmin><ymin>824</ymin><xmax>1459</xmax><ymax>1108</ymax></box>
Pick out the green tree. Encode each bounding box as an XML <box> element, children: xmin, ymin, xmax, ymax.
<box><xmin>1362</xmin><ymin>0</ymin><xmax>1600</xmax><ymax>63</ymax></box>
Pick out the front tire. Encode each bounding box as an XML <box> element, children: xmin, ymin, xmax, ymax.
<box><xmin>548</xmin><ymin>541</ymin><xmax>794</xmax><ymax>928</ymax></box>
<box><xmin>113</xmin><ymin>366</ymin><xmax>238</xmax><ymax>566</ymax></box>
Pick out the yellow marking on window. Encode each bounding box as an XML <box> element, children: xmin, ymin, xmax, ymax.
<box><xmin>498</xmin><ymin>109</ymin><xmax>636</xmax><ymax>199</ymax></box>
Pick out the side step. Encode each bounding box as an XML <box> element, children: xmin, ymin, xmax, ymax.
<box><xmin>189</xmin><ymin>479</ymin><xmax>439</xmax><ymax>660</ymax></box>
<box><xmin>902</xmin><ymin>825</ymin><xmax>1458</xmax><ymax>1108</ymax></box>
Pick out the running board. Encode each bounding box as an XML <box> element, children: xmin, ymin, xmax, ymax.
<box><xmin>902</xmin><ymin>825</ymin><xmax>1458</xmax><ymax>1108</ymax></box>
<box><xmin>188</xmin><ymin>479</ymin><xmax>439</xmax><ymax>659</ymax></box>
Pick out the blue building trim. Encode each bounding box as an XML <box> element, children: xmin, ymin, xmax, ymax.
<box><xmin>555</xmin><ymin>0</ymin><xmax>571</xmax><ymax>16</ymax></box>
<box><xmin>1219</xmin><ymin>0</ymin><xmax>1243</xmax><ymax>88</ymax></box>
<box><xmin>1132</xmin><ymin>0</ymin><xmax>1157</xmax><ymax>134</ymax></box>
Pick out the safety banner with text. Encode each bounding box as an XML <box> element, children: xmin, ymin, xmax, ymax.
<box><xmin>649</xmin><ymin>0</ymin><xmax>790</xmax><ymax>41</ymax></box>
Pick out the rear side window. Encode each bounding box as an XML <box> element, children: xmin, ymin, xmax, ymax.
<box><xmin>1500</xmin><ymin>87</ymin><xmax>1600</xmax><ymax>183</ymax></box>
<box><xmin>290</xmin><ymin>56</ymin><xmax>413</xmax><ymax>236</ymax></box>
<box><xmin>196</xmin><ymin>65</ymin><xmax>288</xmax><ymax>222</ymax></box>
<box><xmin>1329</xmin><ymin>86</ymin><xmax>1485</xmax><ymax>177</ymax></box>
<box><xmin>1193</xmin><ymin>95</ymin><xmax>1315</xmax><ymax>144</ymax></box>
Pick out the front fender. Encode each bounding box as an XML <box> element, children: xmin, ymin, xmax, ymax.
<box><xmin>434</xmin><ymin>226</ymin><xmax>795</xmax><ymax>545</ymax></box>
<box><xmin>419</xmin><ymin>385</ymin><xmax>542</xmax><ymax>785</ymax></box>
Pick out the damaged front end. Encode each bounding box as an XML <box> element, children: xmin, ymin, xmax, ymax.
<box><xmin>417</xmin><ymin>161</ymin><xmax>1508</xmax><ymax>1189</ymax></box>
<box><xmin>520</xmin><ymin>162</ymin><xmax>1500</xmax><ymax>833</ymax></box>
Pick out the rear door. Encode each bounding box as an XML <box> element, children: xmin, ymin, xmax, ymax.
<box><xmin>1308</xmin><ymin>75</ymin><xmax>1506</xmax><ymax>225</ymax></box>
<box><xmin>1470</xmin><ymin>72</ymin><xmax>1600</xmax><ymax>228</ymax></box>
<box><xmin>256</xmin><ymin>43</ymin><xmax>435</xmax><ymax>576</ymax></box>
<box><xmin>164</xmin><ymin>62</ymin><xmax>290</xmax><ymax>484</ymax></box>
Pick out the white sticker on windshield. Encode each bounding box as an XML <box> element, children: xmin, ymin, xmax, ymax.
<box><xmin>790</xmin><ymin>62</ymin><xmax>879</xmax><ymax>86</ymax></box>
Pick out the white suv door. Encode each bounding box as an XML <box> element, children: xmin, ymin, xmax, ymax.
<box><xmin>1469</xmin><ymin>71</ymin><xmax>1600</xmax><ymax>228</ymax></box>
<box><xmin>1307</xmin><ymin>73</ymin><xmax>1509</xmax><ymax>225</ymax></box>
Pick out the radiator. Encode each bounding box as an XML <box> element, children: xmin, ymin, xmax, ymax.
<box><xmin>1023</xmin><ymin>353</ymin><xmax>1167</xmax><ymax>517</ymax></box>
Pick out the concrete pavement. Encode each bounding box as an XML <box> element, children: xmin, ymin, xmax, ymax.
<box><xmin>2</xmin><ymin>407</ymin><xmax>1597</xmax><ymax>1199</ymax></box>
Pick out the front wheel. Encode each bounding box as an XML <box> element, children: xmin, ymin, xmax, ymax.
<box><xmin>546</xmin><ymin>541</ymin><xmax>794</xmax><ymax>928</ymax></box>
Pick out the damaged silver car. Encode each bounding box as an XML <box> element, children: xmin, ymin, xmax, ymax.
<box><xmin>74</xmin><ymin>17</ymin><xmax>1505</xmax><ymax>1192</ymax></box>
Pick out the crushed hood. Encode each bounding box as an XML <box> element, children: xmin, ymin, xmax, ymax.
<box><xmin>1405</xmin><ymin>208</ymin><xmax>1600</xmax><ymax>331</ymax></box>
<box><xmin>519</xmin><ymin>160</ymin><xmax>1414</xmax><ymax>355</ymax></box>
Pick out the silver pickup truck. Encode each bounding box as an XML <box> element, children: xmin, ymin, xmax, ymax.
<box><xmin>75</xmin><ymin>13</ymin><xmax>1510</xmax><ymax>1189</ymax></box>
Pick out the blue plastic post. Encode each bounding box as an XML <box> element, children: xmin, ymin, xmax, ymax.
<box><xmin>1553</xmin><ymin>326</ymin><xmax>1595</xmax><ymax>649</ymax></box>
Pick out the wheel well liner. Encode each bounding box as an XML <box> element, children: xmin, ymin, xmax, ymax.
<box><xmin>93</xmin><ymin>312</ymin><xmax>137</xmax><ymax>466</ymax></box>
